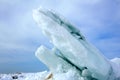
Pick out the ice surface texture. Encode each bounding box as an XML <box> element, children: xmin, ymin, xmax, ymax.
<box><xmin>33</xmin><ymin>8</ymin><xmax>120</xmax><ymax>80</ymax></box>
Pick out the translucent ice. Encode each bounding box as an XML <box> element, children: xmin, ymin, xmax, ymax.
<box><xmin>35</xmin><ymin>45</ymin><xmax>74</xmax><ymax>73</ymax></box>
<box><xmin>33</xmin><ymin>8</ymin><xmax>120</xmax><ymax>80</ymax></box>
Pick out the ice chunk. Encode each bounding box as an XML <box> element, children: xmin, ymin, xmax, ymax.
<box><xmin>33</xmin><ymin>8</ymin><xmax>119</xmax><ymax>80</ymax></box>
<box><xmin>35</xmin><ymin>45</ymin><xmax>74</xmax><ymax>73</ymax></box>
<box><xmin>35</xmin><ymin>46</ymin><xmax>84</xmax><ymax>80</ymax></box>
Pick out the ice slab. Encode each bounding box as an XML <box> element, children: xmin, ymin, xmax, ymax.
<box><xmin>33</xmin><ymin>8</ymin><xmax>119</xmax><ymax>80</ymax></box>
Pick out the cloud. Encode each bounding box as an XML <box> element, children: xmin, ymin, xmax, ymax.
<box><xmin>0</xmin><ymin>0</ymin><xmax>55</xmax><ymax>65</ymax></box>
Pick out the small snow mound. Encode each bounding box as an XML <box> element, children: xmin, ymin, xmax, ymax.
<box><xmin>110</xmin><ymin>57</ymin><xmax>120</xmax><ymax>79</ymax></box>
<box><xmin>111</xmin><ymin>57</ymin><xmax>120</xmax><ymax>65</ymax></box>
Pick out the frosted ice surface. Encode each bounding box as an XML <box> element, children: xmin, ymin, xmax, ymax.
<box><xmin>33</xmin><ymin>8</ymin><xmax>120</xmax><ymax>80</ymax></box>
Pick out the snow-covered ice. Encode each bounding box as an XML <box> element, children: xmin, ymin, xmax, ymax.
<box><xmin>32</xmin><ymin>7</ymin><xmax>120</xmax><ymax>80</ymax></box>
<box><xmin>0</xmin><ymin>59</ymin><xmax>120</xmax><ymax>80</ymax></box>
<box><xmin>0</xmin><ymin>71</ymin><xmax>49</xmax><ymax>80</ymax></box>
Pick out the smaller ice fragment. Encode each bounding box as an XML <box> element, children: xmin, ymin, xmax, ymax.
<box><xmin>35</xmin><ymin>45</ymin><xmax>75</xmax><ymax>73</ymax></box>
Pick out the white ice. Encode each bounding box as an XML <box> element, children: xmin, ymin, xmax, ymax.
<box><xmin>33</xmin><ymin>7</ymin><xmax>120</xmax><ymax>80</ymax></box>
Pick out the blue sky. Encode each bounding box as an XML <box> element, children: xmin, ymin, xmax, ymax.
<box><xmin>0</xmin><ymin>0</ymin><xmax>120</xmax><ymax>73</ymax></box>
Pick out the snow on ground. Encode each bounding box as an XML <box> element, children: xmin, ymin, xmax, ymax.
<box><xmin>0</xmin><ymin>58</ymin><xmax>120</xmax><ymax>80</ymax></box>
<box><xmin>0</xmin><ymin>71</ymin><xmax>49</xmax><ymax>80</ymax></box>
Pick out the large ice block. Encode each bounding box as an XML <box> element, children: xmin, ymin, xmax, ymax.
<box><xmin>33</xmin><ymin>8</ymin><xmax>117</xmax><ymax>80</ymax></box>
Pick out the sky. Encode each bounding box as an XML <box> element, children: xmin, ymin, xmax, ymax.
<box><xmin>0</xmin><ymin>0</ymin><xmax>120</xmax><ymax>73</ymax></box>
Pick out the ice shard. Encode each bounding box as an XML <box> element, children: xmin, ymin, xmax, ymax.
<box><xmin>35</xmin><ymin>45</ymin><xmax>75</xmax><ymax>73</ymax></box>
<box><xmin>33</xmin><ymin>8</ymin><xmax>118</xmax><ymax>80</ymax></box>
<box><xmin>35</xmin><ymin>46</ymin><xmax>83</xmax><ymax>80</ymax></box>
